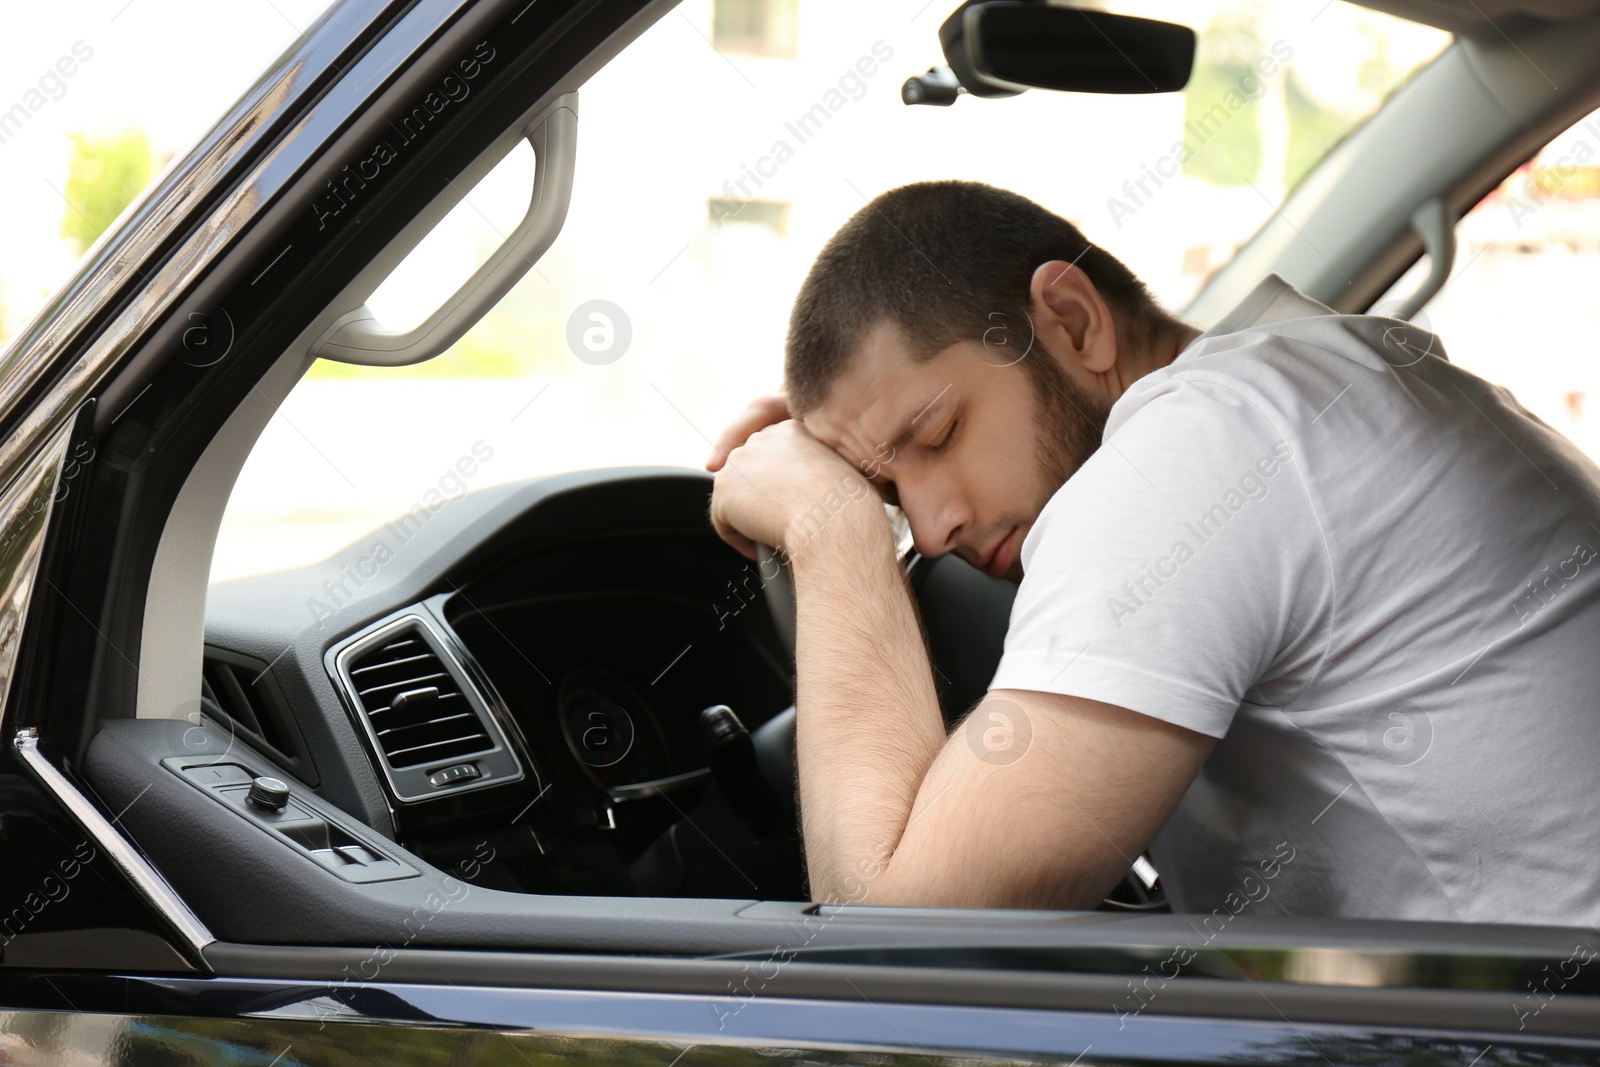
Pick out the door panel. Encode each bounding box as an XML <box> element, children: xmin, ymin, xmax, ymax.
<box><xmin>0</xmin><ymin>976</ymin><xmax>1594</xmax><ymax>1066</ymax></box>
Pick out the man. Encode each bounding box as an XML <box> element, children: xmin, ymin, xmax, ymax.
<box><xmin>707</xmin><ymin>179</ymin><xmax>1600</xmax><ymax>925</ymax></box>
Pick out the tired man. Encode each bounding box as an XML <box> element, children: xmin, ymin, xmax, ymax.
<box><xmin>707</xmin><ymin>179</ymin><xmax>1600</xmax><ymax>925</ymax></box>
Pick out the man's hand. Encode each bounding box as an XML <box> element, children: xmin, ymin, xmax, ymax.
<box><xmin>706</xmin><ymin>393</ymin><xmax>790</xmax><ymax>473</ymax></box>
<box><xmin>708</xmin><ymin>417</ymin><xmax>878</xmax><ymax>561</ymax></box>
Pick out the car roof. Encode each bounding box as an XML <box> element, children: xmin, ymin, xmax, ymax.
<box><xmin>1354</xmin><ymin>0</ymin><xmax>1600</xmax><ymax>34</ymax></box>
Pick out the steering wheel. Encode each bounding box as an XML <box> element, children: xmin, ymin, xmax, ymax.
<box><xmin>747</xmin><ymin>522</ymin><xmax>917</xmax><ymax>826</ymax></box>
<box><xmin>757</xmin><ymin>506</ymin><xmax>914</xmax><ymax>661</ymax></box>
<box><xmin>757</xmin><ymin>544</ymin><xmax>797</xmax><ymax>658</ymax></box>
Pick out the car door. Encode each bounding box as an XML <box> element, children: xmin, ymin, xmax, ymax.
<box><xmin>2</xmin><ymin>0</ymin><xmax>1600</xmax><ymax>1064</ymax></box>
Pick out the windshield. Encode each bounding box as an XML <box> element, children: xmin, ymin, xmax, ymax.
<box><xmin>212</xmin><ymin>0</ymin><xmax>1450</xmax><ymax>581</ymax></box>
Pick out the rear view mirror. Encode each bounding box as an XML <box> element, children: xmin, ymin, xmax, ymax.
<box><xmin>939</xmin><ymin>1</ymin><xmax>1194</xmax><ymax>98</ymax></box>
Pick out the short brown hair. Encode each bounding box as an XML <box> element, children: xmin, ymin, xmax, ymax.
<box><xmin>784</xmin><ymin>180</ymin><xmax>1174</xmax><ymax>414</ymax></box>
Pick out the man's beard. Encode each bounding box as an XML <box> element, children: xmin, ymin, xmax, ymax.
<box><xmin>1021</xmin><ymin>350</ymin><xmax>1112</xmax><ymax>495</ymax></box>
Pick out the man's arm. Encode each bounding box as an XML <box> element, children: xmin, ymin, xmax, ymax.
<box><xmin>790</xmin><ymin>500</ymin><xmax>1215</xmax><ymax>909</ymax></box>
<box><xmin>708</xmin><ymin>418</ymin><xmax>1215</xmax><ymax>908</ymax></box>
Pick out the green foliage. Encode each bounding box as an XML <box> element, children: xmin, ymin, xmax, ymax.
<box><xmin>60</xmin><ymin>129</ymin><xmax>151</xmax><ymax>254</ymax></box>
<box><xmin>1180</xmin><ymin>15</ymin><xmax>1269</xmax><ymax>188</ymax></box>
<box><xmin>1283</xmin><ymin>71</ymin><xmax>1350</xmax><ymax>190</ymax></box>
<box><xmin>1358</xmin><ymin>29</ymin><xmax>1399</xmax><ymax>99</ymax></box>
<box><xmin>1181</xmin><ymin>59</ymin><xmax>1262</xmax><ymax>186</ymax></box>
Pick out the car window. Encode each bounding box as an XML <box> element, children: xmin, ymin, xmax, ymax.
<box><xmin>0</xmin><ymin>1</ymin><xmax>340</xmax><ymax>352</ymax></box>
<box><xmin>1370</xmin><ymin>103</ymin><xmax>1600</xmax><ymax>458</ymax></box>
<box><xmin>212</xmin><ymin>0</ymin><xmax>1449</xmax><ymax>582</ymax></box>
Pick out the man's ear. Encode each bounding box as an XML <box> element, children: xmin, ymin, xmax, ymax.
<box><xmin>1029</xmin><ymin>260</ymin><xmax>1117</xmax><ymax>374</ymax></box>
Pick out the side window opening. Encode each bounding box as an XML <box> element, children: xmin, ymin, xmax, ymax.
<box><xmin>1372</xmin><ymin>103</ymin><xmax>1600</xmax><ymax>456</ymax></box>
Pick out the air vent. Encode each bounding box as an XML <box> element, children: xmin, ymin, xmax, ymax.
<box><xmin>348</xmin><ymin>629</ymin><xmax>493</xmax><ymax>768</ymax></box>
<box><xmin>329</xmin><ymin>612</ymin><xmax>524</xmax><ymax>803</ymax></box>
<box><xmin>199</xmin><ymin>647</ymin><xmax>318</xmax><ymax>786</ymax></box>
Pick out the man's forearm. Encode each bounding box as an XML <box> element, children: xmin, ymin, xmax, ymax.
<box><xmin>787</xmin><ymin>506</ymin><xmax>948</xmax><ymax>903</ymax></box>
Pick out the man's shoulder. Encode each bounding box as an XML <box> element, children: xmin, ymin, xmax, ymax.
<box><xmin>1106</xmin><ymin>313</ymin><xmax>1427</xmax><ymax>446</ymax></box>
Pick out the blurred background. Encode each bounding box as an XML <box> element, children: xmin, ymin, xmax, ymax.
<box><xmin>3</xmin><ymin>0</ymin><xmax>1586</xmax><ymax>583</ymax></box>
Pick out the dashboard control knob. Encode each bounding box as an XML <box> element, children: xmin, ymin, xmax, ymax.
<box><xmin>698</xmin><ymin>705</ymin><xmax>782</xmax><ymax>837</ymax></box>
<box><xmin>698</xmin><ymin>704</ymin><xmax>747</xmax><ymax>749</ymax></box>
<box><xmin>428</xmin><ymin>763</ymin><xmax>482</xmax><ymax>787</ymax></box>
<box><xmin>247</xmin><ymin>775</ymin><xmax>291</xmax><ymax>813</ymax></box>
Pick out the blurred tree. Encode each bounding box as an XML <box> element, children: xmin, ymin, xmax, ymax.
<box><xmin>60</xmin><ymin>129</ymin><xmax>151</xmax><ymax>254</ymax></box>
<box><xmin>1358</xmin><ymin>28</ymin><xmax>1399</xmax><ymax>98</ymax></box>
<box><xmin>1283</xmin><ymin>71</ymin><xmax>1349</xmax><ymax>189</ymax></box>
<box><xmin>1182</xmin><ymin>58</ymin><xmax>1263</xmax><ymax>186</ymax></box>
<box><xmin>1181</xmin><ymin>17</ymin><xmax>1267</xmax><ymax>187</ymax></box>
<box><xmin>1283</xmin><ymin>20</ymin><xmax>1412</xmax><ymax>190</ymax></box>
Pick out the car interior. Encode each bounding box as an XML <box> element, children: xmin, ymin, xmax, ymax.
<box><xmin>16</xmin><ymin>0</ymin><xmax>1600</xmax><ymax>992</ymax></box>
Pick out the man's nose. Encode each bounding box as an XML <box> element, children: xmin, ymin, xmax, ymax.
<box><xmin>899</xmin><ymin>479</ymin><xmax>969</xmax><ymax>559</ymax></box>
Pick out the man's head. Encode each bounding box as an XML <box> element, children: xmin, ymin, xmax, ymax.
<box><xmin>787</xmin><ymin>180</ymin><xmax>1196</xmax><ymax>581</ymax></box>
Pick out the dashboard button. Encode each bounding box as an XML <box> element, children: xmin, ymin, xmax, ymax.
<box><xmin>186</xmin><ymin>763</ymin><xmax>253</xmax><ymax>788</ymax></box>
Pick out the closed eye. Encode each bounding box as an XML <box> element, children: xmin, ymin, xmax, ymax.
<box><xmin>931</xmin><ymin>416</ymin><xmax>960</xmax><ymax>452</ymax></box>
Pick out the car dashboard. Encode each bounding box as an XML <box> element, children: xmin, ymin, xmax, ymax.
<box><xmin>201</xmin><ymin>468</ymin><xmax>1017</xmax><ymax>903</ymax></box>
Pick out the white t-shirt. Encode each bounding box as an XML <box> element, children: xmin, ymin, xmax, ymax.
<box><xmin>990</xmin><ymin>272</ymin><xmax>1600</xmax><ymax>926</ymax></box>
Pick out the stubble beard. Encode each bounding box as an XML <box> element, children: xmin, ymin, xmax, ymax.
<box><xmin>1022</xmin><ymin>350</ymin><xmax>1112</xmax><ymax>502</ymax></box>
